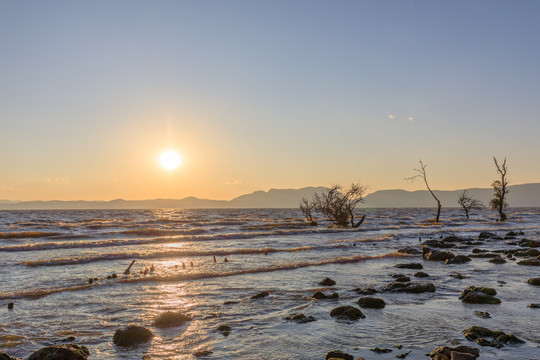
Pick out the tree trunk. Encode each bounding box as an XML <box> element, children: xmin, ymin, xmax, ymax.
<box><xmin>465</xmin><ymin>208</ymin><xmax>469</xmax><ymax>220</ymax></box>
<box><xmin>353</xmin><ymin>215</ymin><xmax>366</xmax><ymax>228</ymax></box>
<box><xmin>435</xmin><ymin>201</ymin><xmax>441</xmax><ymax>223</ymax></box>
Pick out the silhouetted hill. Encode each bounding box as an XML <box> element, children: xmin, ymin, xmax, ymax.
<box><xmin>0</xmin><ymin>184</ymin><xmax>538</xmax><ymax>209</ymax></box>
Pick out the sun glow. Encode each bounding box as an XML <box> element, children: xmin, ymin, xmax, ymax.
<box><xmin>159</xmin><ymin>150</ymin><xmax>182</xmax><ymax>170</ymax></box>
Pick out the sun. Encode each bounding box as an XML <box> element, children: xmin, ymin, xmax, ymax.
<box><xmin>159</xmin><ymin>150</ymin><xmax>182</xmax><ymax>171</ymax></box>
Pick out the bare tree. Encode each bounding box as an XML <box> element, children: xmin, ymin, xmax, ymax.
<box><xmin>457</xmin><ymin>190</ymin><xmax>484</xmax><ymax>220</ymax></box>
<box><xmin>300</xmin><ymin>183</ymin><xmax>368</xmax><ymax>227</ymax></box>
<box><xmin>490</xmin><ymin>157</ymin><xmax>509</xmax><ymax>221</ymax></box>
<box><xmin>299</xmin><ymin>197</ymin><xmax>317</xmax><ymax>226</ymax></box>
<box><xmin>406</xmin><ymin>160</ymin><xmax>441</xmax><ymax>223</ymax></box>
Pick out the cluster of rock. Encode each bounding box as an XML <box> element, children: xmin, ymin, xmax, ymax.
<box><xmin>428</xmin><ymin>345</ymin><xmax>479</xmax><ymax>360</ymax></box>
<box><xmin>462</xmin><ymin>326</ymin><xmax>524</xmax><ymax>348</ymax></box>
<box><xmin>1</xmin><ymin>344</ymin><xmax>90</xmax><ymax>360</ymax></box>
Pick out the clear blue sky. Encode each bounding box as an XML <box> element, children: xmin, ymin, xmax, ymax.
<box><xmin>1</xmin><ymin>0</ymin><xmax>539</xmax><ymax>200</ymax></box>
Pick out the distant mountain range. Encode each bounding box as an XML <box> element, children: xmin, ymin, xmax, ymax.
<box><xmin>1</xmin><ymin>183</ymin><xmax>539</xmax><ymax>210</ymax></box>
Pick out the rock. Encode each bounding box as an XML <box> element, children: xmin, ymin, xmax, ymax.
<box><xmin>452</xmin><ymin>273</ymin><xmax>465</xmax><ymax>279</ymax></box>
<box><xmin>27</xmin><ymin>344</ymin><xmax>89</xmax><ymax>360</ymax></box>
<box><xmin>429</xmin><ymin>345</ymin><xmax>480</xmax><ymax>360</ymax></box>
<box><xmin>474</xmin><ymin>311</ymin><xmax>491</xmax><ymax>318</ymax></box>
<box><xmin>450</xmin><ymin>351</ymin><xmax>478</xmax><ymax>360</ymax></box>
<box><xmin>505</xmin><ymin>231</ymin><xmax>517</xmax><ymax>237</ymax></box>
<box><xmin>113</xmin><ymin>325</ymin><xmax>153</xmax><ymax>347</ymax></box>
<box><xmin>462</xmin><ymin>326</ymin><xmax>524</xmax><ymax>347</ymax></box>
<box><xmin>154</xmin><ymin>311</ymin><xmax>190</xmax><ymax>328</ymax></box>
<box><xmin>517</xmin><ymin>258</ymin><xmax>540</xmax><ymax>266</ymax></box>
<box><xmin>478</xmin><ymin>232</ymin><xmax>496</xmax><ymax>239</ymax></box>
<box><xmin>425</xmin><ymin>250</ymin><xmax>455</xmax><ymax>261</ymax></box>
<box><xmin>515</xmin><ymin>248</ymin><xmax>540</xmax><ymax>257</ymax></box>
<box><xmin>445</xmin><ymin>255</ymin><xmax>471</xmax><ymax>264</ymax></box>
<box><xmin>319</xmin><ymin>277</ymin><xmax>336</xmax><ymax>286</ymax></box>
<box><xmin>353</xmin><ymin>286</ymin><xmax>377</xmax><ymax>295</ymax></box>
<box><xmin>193</xmin><ymin>350</ymin><xmax>213</xmax><ymax>357</ymax></box>
<box><xmin>329</xmin><ymin>305</ymin><xmax>365</xmax><ymax>320</ymax></box>
<box><xmin>395</xmin><ymin>263</ymin><xmax>423</xmax><ymax>269</ymax></box>
<box><xmin>371</xmin><ymin>347</ymin><xmax>392</xmax><ymax>353</ymax></box>
<box><xmin>7</xmin><ymin>302</ymin><xmax>13</xmax><ymax>310</ymax></box>
<box><xmin>397</xmin><ymin>247</ymin><xmax>422</xmax><ymax>255</ymax></box>
<box><xmin>488</xmin><ymin>255</ymin><xmax>506</xmax><ymax>264</ymax></box>
<box><xmin>396</xmin><ymin>350</ymin><xmax>412</xmax><ymax>358</ymax></box>
<box><xmin>325</xmin><ymin>350</ymin><xmax>354</xmax><ymax>360</ymax></box>
<box><xmin>88</xmin><ymin>278</ymin><xmax>93</xmax><ymax>284</ymax></box>
<box><xmin>223</xmin><ymin>300</ymin><xmax>240</xmax><ymax>305</ymax></box>
<box><xmin>111</xmin><ymin>273</ymin><xmax>118</xmax><ymax>279</ymax></box>
<box><xmin>284</xmin><ymin>313</ymin><xmax>316</xmax><ymax>323</ymax></box>
<box><xmin>391</xmin><ymin>275</ymin><xmax>411</xmax><ymax>282</ymax></box>
<box><xmin>0</xmin><ymin>351</ymin><xmax>19</xmax><ymax>360</ymax></box>
<box><xmin>471</xmin><ymin>248</ymin><xmax>485</xmax><ymax>254</ymax></box>
<box><xmin>217</xmin><ymin>325</ymin><xmax>231</xmax><ymax>336</ymax></box>
<box><xmin>527</xmin><ymin>278</ymin><xmax>540</xmax><ymax>285</ymax></box>
<box><xmin>528</xmin><ymin>303</ymin><xmax>540</xmax><ymax>308</ymax></box>
<box><xmin>422</xmin><ymin>240</ymin><xmax>452</xmax><ymax>248</ymax></box>
<box><xmin>460</xmin><ymin>286</ymin><xmax>500</xmax><ymax>304</ymax></box>
<box><xmin>414</xmin><ymin>272</ymin><xmax>429</xmax><ymax>278</ymax></box>
<box><xmin>312</xmin><ymin>291</ymin><xmax>339</xmax><ymax>300</ymax></box>
<box><xmin>443</xmin><ymin>235</ymin><xmax>463</xmax><ymax>243</ymax></box>
<box><xmin>251</xmin><ymin>291</ymin><xmax>269</xmax><ymax>299</ymax></box>
<box><xmin>469</xmin><ymin>252</ymin><xmax>499</xmax><ymax>259</ymax></box>
<box><xmin>356</xmin><ymin>296</ymin><xmax>385</xmax><ymax>309</ymax></box>
<box><xmin>385</xmin><ymin>282</ymin><xmax>436</xmax><ymax>293</ymax></box>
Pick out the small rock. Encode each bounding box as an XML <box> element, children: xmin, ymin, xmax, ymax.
<box><xmin>527</xmin><ymin>277</ymin><xmax>540</xmax><ymax>286</ymax></box>
<box><xmin>488</xmin><ymin>255</ymin><xmax>506</xmax><ymax>264</ymax></box>
<box><xmin>429</xmin><ymin>345</ymin><xmax>480</xmax><ymax>359</ymax></box>
<box><xmin>284</xmin><ymin>313</ymin><xmax>316</xmax><ymax>323</ymax></box>
<box><xmin>193</xmin><ymin>350</ymin><xmax>213</xmax><ymax>357</ymax></box>
<box><xmin>425</xmin><ymin>250</ymin><xmax>455</xmax><ymax>261</ymax></box>
<box><xmin>88</xmin><ymin>278</ymin><xmax>93</xmax><ymax>284</ymax></box>
<box><xmin>395</xmin><ymin>263</ymin><xmax>423</xmax><ymax>269</ymax></box>
<box><xmin>356</xmin><ymin>297</ymin><xmax>385</xmax><ymax>309</ymax></box>
<box><xmin>452</xmin><ymin>273</ymin><xmax>465</xmax><ymax>279</ymax></box>
<box><xmin>385</xmin><ymin>282</ymin><xmax>436</xmax><ymax>293</ymax></box>
<box><xmin>462</xmin><ymin>326</ymin><xmax>524</xmax><ymax>347</ymax></box>
<box><xmin>414</xmin><ymin>272</ymin><xmax>429</xmax><ymax>278</ymax></box>
<box><xmin>517</xmin><ymin>258</ymin><xmax>540</xmax><ymax>266</ymax></box>
<box><xmin>371</xmin><ymin>347</ymin><xmax>392</xmax><ymax>353</ymax></box>
<box><xmin>251</xmin><ymin>291</ymin><xmax>269</xmax><ymax>299</ymax></box>
<box><xmin>330</xmin><ymin>305</ymin><xmax>365</xmax><ymax>320</ymax></box>
<box><xmin>353</xmin><ymin>286</ymin><xmax>378</xmax><ymax>295</ymax></box>
<box><xmin>392</xmin><ymin>275</ymin><xmax>411</xmax><ymax>282</ymax></box>
<box><xmin>312</xmin><ymin>291</ymin><xmax>339</xmax><ymax>300</ymax></box>
<box><xmin>223</xmin><ymin>300</ymin><xmax>240</xmax><ymax>305</ymax></box>
<box><xmin>460</xmin><ymin>287</ymin><xmax>500</xmax><ymax>305</ymax></box>
<box><xmin>478</xmin><ymin>232</ymin><xmax>496</xmax><ymax>239</ymax></box>
<box><xmin>319</xmin><ymin>277</ymin><xmax>336</xmax><ymax>286</ymax></box>
<box><xmin>217</xmin><ymin>325</ymin><xmax>231</xmax><ymax>336</ymax></box>
<box><xmin>0</xmin><ymin>350</ymin><xmax>19</xmax><ymax>360</ymax></box>
<box><xmin>154</xmin><ymin>311</ymin><xmax>190</xmax><ymax>328</ymax></box>
<box><xmin>111</xmin><ymin>273</ymin><xmax>118</xmax><ymax>279</ymax></box>
<box><xmin>528</xmin><ymin>303</ymin><xmax>540</xmax><ymax>308</ymax></box>
<box><xmin>27</xmin><ymin>344</ymin><xmax>90</xmax><ymax>360</ymax></box>
<box><xmin>474</xmin><ymin>311</ymin><xmax>491</xmax><ymax>318</ymax></box>
<box><xmin>397</xmin><ymin>247</ymin><xmax>422</xmax><ymax>255</ymax></box>
<box><xmin>7</xmin><ymin>302</ymin><xmax>13</xmax><ymax>310</ymax></box>
<box><xmin>445</xmin><ymin>255</ymin><xmax>471</xmax><ymax>264</ymax></box>
<box><xmin>113</xmin><ymin>325</ymin><xmax>153</xmax><ymax>347</ymax></box>
<box><xmin>396</xmin><ymin>350</ymin><xmax>412</xmax><ymax>358</ymax></box>
<box><xmin>325</xmin><ymin>350</ymin><xmax>354</xmax><ymax>360</ymax></box>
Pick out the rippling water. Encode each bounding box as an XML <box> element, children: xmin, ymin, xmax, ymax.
<box><xmin>1</xmin><ymin>208</ymin><xmax>539</xmax><ymax>359</ymax></box>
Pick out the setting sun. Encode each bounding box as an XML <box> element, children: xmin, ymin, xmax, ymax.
<box><xmin>159</xmin><ymin>150</ymin><xmax>182</xmax><ymax>170</ymax></box>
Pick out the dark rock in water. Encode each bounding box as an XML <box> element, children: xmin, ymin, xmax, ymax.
<box><xmin>319</xmin><ymin>277</ymin><xmax>336</xmax><ymax>286</ymax></box>
<box><xmin>395</xmin><ymin>262</ymin><xmax>423</xmax><ymax>269</ymax></box>
<box><xmin>515</xmin><ymin>248</ymin><xmax>540</xmax><ymax>257</ymax></box>
<box><xmin>312</xmin><ymin>291</ymin><xmax>339</xmax><ymax>300</ymax></box>
<box><xmin>0</xmin><ymin>351</ymin><xmax>19</xmax><ymax>360</ymax></box>
<box><xmin>470</xmin><ymin>252</ymin><xmax>499</xmax><ymax>258</ymax></box>
<box><xmin>154</xmin><ymin>311</ymin><xmax>191</xmax><ymax>328</ymax></box>
<box><xmin>395</xmin><ymin>350</ymin><xmax>412</xmax><ymax>358</ymax></box>
<box><xmin>371</xmin><ymin>347</ymin><xmax>392</xmax><ymax>353</ymax></box>
<box><xmin>7</xmin><ymin>302</ymin><xmax>13</xmax><ymax>310</ymax></box>
<box><xmin>397</xmin><ymin>247</ymin><xmax>421</xmax><ymax>255</ymax></box>
<box><xmin>27</xmin><ymin>344</ymin><xmax>90</xmax><ymax>360</ymax></box>
<box><xmin>414</xmin><ymin>271</ymin><xmax>429</xmax><ymax>278</ymax></box>
<box><xmin>251</xmin><ymin>291</ymin><xmax>269</xmax><ymax>299</ymax></box>
<box><xmin>478</xmin><ymin>231</ymin><xmax>496</xmax><ymax>239</ymax></box>
<box><xmin>385</xmin><ymin>282</ymin><xmax>435</xmax><ymax>293</ymax></box>
<box><xmin>506</xmin><ymin>231</ymin><xmax>517</xmax><ymax>237</ymax></box>
<box><xmin>527</xmin><ymin>277</ymin><xmax>540</xmax><ymax>286</ymax></box>
<box><xmin>488</xmin><ymin>255</ymin><xmax>506</xmax><ymax>264</ymax></box>
<box><xmin>471</xmin><ymin>248</ymin><xmax>486</xmax><ymax>254</ymax></box>
<box><xmin>325</xmin><ymin>350</ymin><xmax>354</xmax><ymax>360</ymax></box>
<box><xmin>462</xmin><ymin>326</ymin><xmax>524</xmax><ymax>348</ymax></box>
<box><xmin>528</xmin><ymin>303</ymin><xmax>540</xmax><ymax>308</ymax></box>
<box><xmin>460</xmin><ymin>286</ymin><xmax>500</xmax><ymax>304</ymax></box>
<box><xmin>111</xmin><ymin>273</ymin><xmax>118</xmax><ymax>279</ymax></box>
<box><xmin>425</xmin><ymin>249</ymin><xmax>455</xmax><ymax>261</ymax></box>
<box><xmin>422</xmin><ymin>240</ymin><xmax>452</xmax><ymax>248</ymax></box>
<box><xmin>329</xmin><ymin>305</ymin><xmax>365</xmax><ymax>320</ymax></box>
<box><xmin>55</xmin><ymin>336</ymin><xmax>76</xmax><ymax>343</ymax></box>
<box><xmin>223</xmin><ymin>300</ymin><xmax>240</xmax><ymax>305</ymax></box>
<box><xmin>193</xmin><ymin>350</ymin><xmax>213</xmax><ymax>357</ymax></box>
<box><xmin>113</xmin><ymin>325</ymin><xmax>153</xmax><ymax>347</ymax></box>
<box><xmin>452</xmin><ymin>273</ymin><xmax>465</xmax><ymax>279</ymax></box>
<box><xmin>474</xmin><ymin>311</ymin><xmax>491</xmax><ymax>318</ymax></box>
<box><xmin>88</xmin><ymin>278</ymin><xmax>93</xmax><ymax>284</ymax></box>
<box><xmin>390</xmin><ymin>274</ymin><xmax>410</xmax><ymax>282</ymax></box>
<box><xmin>445</xmin><ymin>255</ymin><xmax>471</xmax><ymax>264</ymax></box>
<box><xmin>284</xmin><ymin>313</ymin><xmax>316</xmax><ymax>323</ymax></box>
<box><xmin>353</xmin><ymin>286</ymin><xmax>377</xmax><ymax>295</ymax></box>
<box><xmin>217</xmin><ymin>325</ymin><xmax>232</xmax><ymax>336</ymax></box>
<box><xmin>356</xmin><ymin>296</ymin><xmax>385</xmax><ymax>309</ymax></box>
<box><xmin>517</xmin><ymin>258</ymin><xmax>540</xmax><ymax>266</ymax></box>
<box><xmin>429</xmin><ymin>345</ymin><xmax>480</xmax><ymax>359</ymax></box>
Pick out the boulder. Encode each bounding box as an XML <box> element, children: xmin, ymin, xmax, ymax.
<box><xmin>0</xmin><ymin>351</ymin><xmax>19</xmax><ymax>360</ymax></box>
<box><xmin>329</xmin><ymin>305</ymin><xmax>365</xmax><ymax>320</ymax></box>
<box><xmin>356</xmin><ymin>296</ymin><xmax>385</xmax><ymax>309</ymax></box>
<box><xmin>385</xmin><ymin>282</ymin><xmax>436</xmax><ymax>293</ymax></box>
<box><xmin>251</xmin><ymin>291</ymin><xmax>269</xmax><ymax>299</ymax></box>
<box><xmin>515</xmin><ymin>248</ymin><xmax>540</xmax><ymax>257</ymax></box>
<box><xmin>27</xmin><ymin>344</ymin><xmax>89</xmax><ymax>360</ymax></box>
<box><xmin>325</xmin><ymin>350</ymin><xmax>354</xmax><ymax>360</ymax></box>
<box><xmin>154</xmin><ymin>311</ymin><xmax>190</xmax><ymax>328</ymax></box>
<box><xmin>425</xmin><ymin>250</ymin><xmax>455</xmax><ymax>261</ymax></box>
<box><xmin>488</xmin><ymin>255</ymin><xmax>506</xmax><ymax>264</ymax></box>
<box><xmin>429</xmin><ymin>345</ymin><xmax>480</xmax><ymax>360</ymax></box>
<box><xmin>319</xmin><ymin>277</ymin><xmax>336</xmax><ymax>286</ymax></box>
<box><xmin>460</xmin><ymin>286</ymin><xmax>500</xmax><ymax>304</ymax></box>
<box><xmin>113</xmin><ymin>325</ymin><xmax>153</xmax><ymax>347</ymax></box>
<box><xmin>445</xmin><ymin>255</ymin><xmax>471</xmax><ymax>264</ymax></box>
<box><xmin>478</xmin><ymin>232</ymin><xmax>496</xmax><ymax>239</ymax></box>
<box><xmin>284</xmin><ymin>313</ymin><xmax>316</xmax><ymax>323</ymax></box>
<box><xmin>395</xmin><ymin>263</ymin><xmax>423</xmax><ymax>269</ymax></box>
<box><xmin>462</xmin><ymin>326</ymin><xmax>524</xmax><ymax>348</ymax></box>
<box><xmin>312</xmin><ymin>291</ymin><xmax>339</xmax><ymax>300</ymax></box>
<box><xmin>527</xmin><ymin>277</ymin><xmax>540</xmax><ymax>286</ymax></box>
<box><xmin>414</xmin><ymin>271</ymin><xmax>429</xmax><ymax>278</ymax></box>
<box><xmin>517</xmin><ymin>258</ymin><xmax>540</xmax><ymax>266</ymax></box>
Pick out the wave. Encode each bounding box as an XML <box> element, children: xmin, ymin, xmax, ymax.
<box><xmin>1</xmin><ymin>252</ymin><xmax>410</xmax><ymax>300</ymax></box>
<box><xmin>22</xmin><ymin>244</ymin><xmax>350</xmax><ymax>266</ymax></box>
<box><xmin>0</xmin><ymin>231</ymin><xmax>61</xmax><ymax>239</ymax></box>
<box><xmin>120</xmin><ymin>228</ymin><xmax>206</xmax><ymax>237</ymax></box>
<box><xmin>0</xmin><ymin>228</ymin><xmax>357</xmax><ymax>252</ymax></box>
